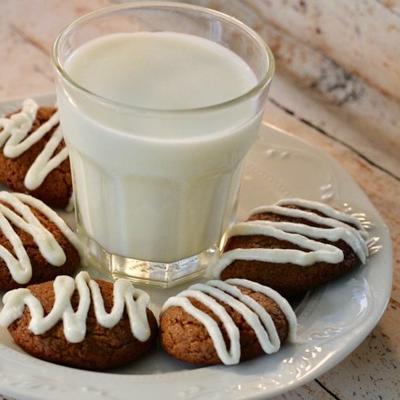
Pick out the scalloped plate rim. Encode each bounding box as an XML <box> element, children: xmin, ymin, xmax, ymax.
<box><xmin>0</xmin><ymin>94</ymin><xmax>393</xmax><ymax>400</ymax></box>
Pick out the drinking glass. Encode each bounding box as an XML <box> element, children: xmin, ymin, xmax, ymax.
<box><xmin>52</xmin><ymin>1</ymin><xmax>274</xmax><ymax>287</ymax></box>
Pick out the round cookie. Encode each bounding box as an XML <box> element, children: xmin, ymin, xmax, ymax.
<box><xmin>213</xmin><ymin>198</ymin><xmax>370</xmax><ymax>297</ymax></box>
<box><xmin>160</xmin><ymin>279</ymin><xmax>296</xmax><ymax>365</ymax></box>
<box><xmin>0</xmin><ymin>272</ymin><xmax>158</xmax><ymax>370</ymax></box>
<box><xmin>0</xmin><ymin>99</ymin><xmax>72</xmax><ymax>208</ymax></box>
<box><xmin>0</xmin><ymin>191</ymin><xmax>81</xmax><ymax>291</ymax></box>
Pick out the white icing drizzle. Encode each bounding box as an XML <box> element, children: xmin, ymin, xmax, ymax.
<box><xmin>214</xmin><ymin>198</ymin><xmax>369</xmax><ymax>277</ymax></box>
<box><xmin>0</xmin><ymin>99</ymin><xmax>68</xmax><ymax>190</ymax></box>
<box><xmin>276</xmin><ymin>198</ymin><xmax>365</xmax><ymax>231</ymax></box>
<box><xmin>0</xmin><ymin>191</ymin><xmax>82</xmax><ymax>284</ymax></box>
<box><xmin>253</xmin><ymin>198</ymin><xmax>366</xmax><ymax>236</ymax></box>
<box><xmin>65</xmin><ymin>193</ymin><xmax>75</xmax><ymax>213</ymax></box>
<box><xmin>0</xmin><ymin>271</ymin><xmax>151</xmax><ymax>343</ymax></box>
<box><xmin>162</xmin><ymin>279</ymin><xmax>297</xmax><ymax>365</ymax></box>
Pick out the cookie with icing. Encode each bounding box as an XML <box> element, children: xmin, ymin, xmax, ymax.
<box><xmin>0</xmin><ymin>99</ymin><xmax>72</xmax><ymax>208</ymax></box>
<box><xmin>160</xmin><ymin>279</ymin><xmax>296</xmax><ymax>365</ymax></box>
<box><xmin>0</xmin><ymin>191</ymin><xmax>81</xmax><ymax>291</ymax></box>
<box><xmin>0</xmin><ymin>271</ymin><xmax>158</xmax><ymax>370</ymax></box>
<box><xmin>213</xmin><ymin>198</ymin><xmax>370</xmax><ymax>297</ymax></box>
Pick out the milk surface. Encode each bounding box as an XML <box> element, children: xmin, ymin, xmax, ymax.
<box><xmin>58</xmin><ymin>32</ymin><xmax>261</xmax><ymax>262</ymax></box>
<box><xmin>67</xmin><ymin>32</ymin><xmax>255</xmax><ymax>111</ymax></box>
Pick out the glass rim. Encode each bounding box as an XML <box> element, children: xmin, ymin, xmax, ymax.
<box><xmin>52</xmin><ymin>1</ymin><xmax>275</xmax><ymax>115</ymax></box>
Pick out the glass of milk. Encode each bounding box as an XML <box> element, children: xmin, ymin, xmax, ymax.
<box><xmin>52</xmin><ymin>2</ymin><xmax>274</xmax><ymax>287</ymax></box>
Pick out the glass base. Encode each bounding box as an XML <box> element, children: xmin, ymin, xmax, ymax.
<box><xmin>79</xmin><ymin>229</ymin><xmax>219</xmax><ymax>288</ymax></box>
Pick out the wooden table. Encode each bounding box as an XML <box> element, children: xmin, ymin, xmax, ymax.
<box><xmin>0</xmin><ymin>1</ymin><xmax>398</xmax><ymax>399</ymax></box>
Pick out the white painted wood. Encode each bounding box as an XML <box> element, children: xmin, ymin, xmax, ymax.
<box><xmin>0</xmin><ymin>1</ymin><xmax>399</xmax><ymax>399</ymax></box>
<box><xmin>174</xmin><ymin>0</ymin><xmax>400</xmax><ymax>178</ymax></box>
<box><xmin>269</xmin><ymin>73</ymin><xmax>400</xmax><ymax>179</ymax></box>
<box><xmin>191</xmin><ymin>0</ymin><xmax>400</xmax><ymax>102</ymax></box>
<box><xmin>317</xmin><ymin>301</ymin><xmax>400</xmax><ymax>400</ymax></box>
<box><xmin>271</xmin><ymin>382</ymin><xmax>335</xmax><ymax>400</ymax></box>
<box><xmin>252</xmin><ymin>0</ymin><xmax>400</xmax><ymax>100</ymax></box>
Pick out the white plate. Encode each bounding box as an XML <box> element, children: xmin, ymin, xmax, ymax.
<box><xmin>0</xmin><ymin>95</ymin><xmax>392</xmax><ymax>400</ymax></box>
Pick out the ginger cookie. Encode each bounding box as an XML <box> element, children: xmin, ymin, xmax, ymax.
<box><xmin>160</xmin><ymin>279</ymin><xmax>296</xmax><ymax>365</ymax></box>
<box><xmin>0</xmin><ymin>99</ymin><xmax>72</xmax><ymax>208</ymax></box>
<box><xmin>0</xmin><ymin>271</ymin><xmax>158</xmax><ymax>370</ymax></box>
<box><xmin>0</xmin><ymin>191</ymin><xmax>80</xmax><ymax>291</ymax></box>
<box><xmin>213</xmin><ymin>198</ymin><xmax>370</xmax><ymax>297</ymax></box>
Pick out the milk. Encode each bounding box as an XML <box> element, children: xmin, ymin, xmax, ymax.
<box><xmin>57</xmin><ymin>32</ymin><xmax>261</xmax><ymax>262</ymax></box>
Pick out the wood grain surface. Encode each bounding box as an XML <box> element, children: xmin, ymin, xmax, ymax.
<box><xmin>0</xmin><ymin>1</ymin><xmax>398</xmax><ymax>399</ymax></box>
